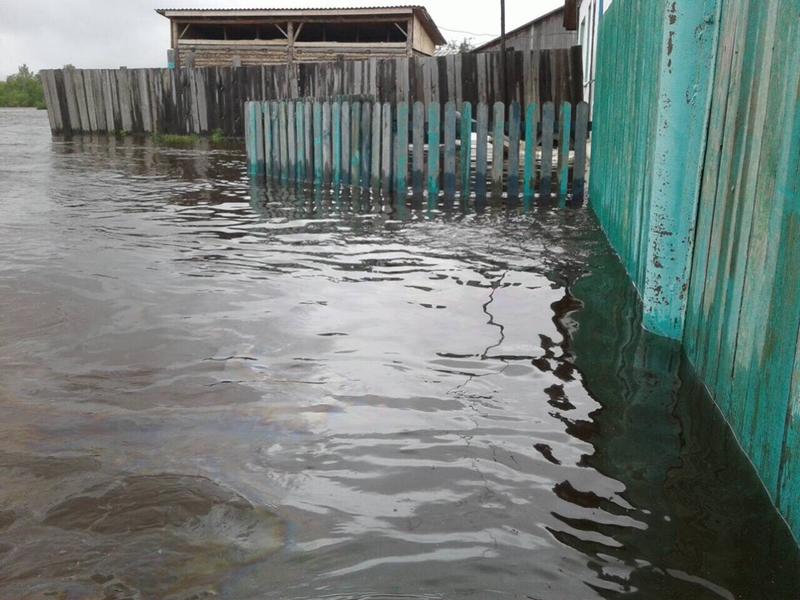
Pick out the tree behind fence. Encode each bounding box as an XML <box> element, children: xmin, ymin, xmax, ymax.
<box><xmin>40</xmin><ymin>48</ymin><xmax>583</xmax><ymax>137</ymax></box>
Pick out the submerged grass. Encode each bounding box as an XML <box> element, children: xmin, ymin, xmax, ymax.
<box><xmin>150</xmin><ymin>129</ymin><xmax>229</xmax><ymax>147</ymax></box>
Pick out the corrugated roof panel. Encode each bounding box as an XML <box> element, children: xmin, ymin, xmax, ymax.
<box><xmin>155</xmin><ymin>5</ymin><xmax>445</xmax><ymax>45</ymax></box>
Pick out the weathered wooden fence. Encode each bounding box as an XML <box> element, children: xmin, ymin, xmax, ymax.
<box><xmin>245</xmin><ymin>99</ymin><xmax>590</xmax><ymax>204</ymax></box>
<box><xmin>591</xmin><ymin>0</ymin><xmax>800</xmax><ymax>542</ymax></box>
<box><xmin>40</xmin><ymin>47</ymin><xmax>583</xmax><ymax>137</ymax></box>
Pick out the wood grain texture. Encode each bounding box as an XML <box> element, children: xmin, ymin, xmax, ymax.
<box><xmin>42</xmin><ymin>48</ymin><xmax>583</xmax><ymax>136</ymax></box>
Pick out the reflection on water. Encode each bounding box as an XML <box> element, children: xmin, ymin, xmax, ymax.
<box><xmin>0</xmin><ymin>108</ymin><xmax>796</xmax><ymax>599</ymax></box>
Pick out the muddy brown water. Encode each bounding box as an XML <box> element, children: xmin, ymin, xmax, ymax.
<box><xmin>0</xmin><ymin>108</ymin><xmax>797</xmax><ymax>599</ymax></box>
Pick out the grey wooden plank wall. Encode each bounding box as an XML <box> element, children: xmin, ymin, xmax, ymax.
<box><xmin>41</xmin><ymin>47</ymin><xmax>583</xmax><ymax>137</ymax></box>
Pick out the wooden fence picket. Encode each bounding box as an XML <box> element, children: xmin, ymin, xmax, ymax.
<box><xmin>263</xmin><ymin>102</ymin><xmax>273</xmax><ymax>179</ymax></box>
<box><xmin>444</xmin><ymin>101</ymin><xmax>457</xmax><ymax>201</ymax></box>
<box><xmin>412</xmin><ymin>101</ymin><xmax>425</xmax><ymax>197</ymax></box>
<box><xmin>332</xmin><ymin>101</ymin><xmax>342</xmax><ymax>189</ymax></box>
<box><xmin>540</xmin><ymin>101</ymin><xmax>555</xmax><ymax>199</ymax></box>
<box><xmin>507</xmin><ymin>101</ymin><xmax>520</xmax><ymax>199</ymax></box>
<box><xmin>573</xmin><ymin>101</ymin><xmax>589</xmax><ymax>203</ymax></box>
<box><xmin>523</xmin><ymin>102</ymin><xmax>537</xmax><ymax>201</ymax></box>
<box><xmin>313</xmin><ymin>101</ymin><xmax>323</xmax><ymax>185</ymax></box>
<box><xmin>476</xmin><ymin>102</ymin><xmax>489</xmax><ymax>199</ymax></box>
<box><xmin>460</xmin><ymin>101</ymin><xmax>473</xmax><ymax>202</ymax></box>
<box><xmin>395</xmin><ymin>101</ymin><xmax>409</xmax><ymax>199</ymax></box>
<box><xmin>361</xmin><ymin>102</ymin><xmax>371</xmax><ymax>189</ymax></box>
<box><xmin>303</xmin><ymin>99</ymin><xmax>313</xmax><ymax>184</ymax></box>
<box><xmin>295</xmin><ymin>101</ymin><xmax>305</xmax><ymax>182</ymax></box>
<box><xmin>287</xmin><ymin>101</ymin><xmax>296</xmax><ymax>182</ymax></box>
<box><xmin>371</xmin><ymin>101</ymin><xmax>382</xmax><ymax>191</ymax></box>
<box><xmin>279</xmin><ymin>101</ymin><xmax>288</xmax><ymax>183</ymax></box>
<box><xmin>491</xmin><ymin>101</ymin><xmax>505</xmax><ymax>197</ymax></box>
<box><xmin>381</xmin><ymin>102</ymin><xmax>393</xmax><ymax>195</ymax></box>
<box><xmin>427</xmin><ymin>102</ymin><xmax>440</xmax><ymax>204</ymax></box>
<box><xmin>350</xmin><ymin>101</ymin><xmax>361</xmax><ymax>188</ymax></box>
<box><xmin>558</xmin><ymin>101</ymin><xmax>572</xmax><ymax>204</ymax></box>
<box><xmin>341</xmin><ymin>101</ymin><xmax>351</xmax><ymax>186</ymax></box>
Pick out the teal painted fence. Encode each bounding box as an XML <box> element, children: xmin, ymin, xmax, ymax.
<box><xmin>245</xmin><ymin>99</ymin><xmax>591</xmax><ymax>204</ymax></box>
<box><xmin>591</xmin><ymin>0</ymin><xmax>800</xmax><ymax>541</ymax></box>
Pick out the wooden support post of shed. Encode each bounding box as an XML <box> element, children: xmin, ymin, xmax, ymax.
<box><xmin>287</xmin><ymin>22</ymin><xmax>295</xmax><ymax>64</ymax></box>
<box><xmin>406</xmin><ymin>18</ymin><xmax>413</xmax><ymax>57</ymax></box>
<box><xmin>171</xmin><ymin>20</ymin><xmax>181</xmax><ymax>70</ymax></box>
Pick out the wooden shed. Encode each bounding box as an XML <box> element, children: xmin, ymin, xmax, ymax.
<box><xmin>157</xmin><ymin>6</ymin><xmax>446</xmax><ymax>68</ymax></box>
<box><xmin>472</xmin><ymin>7</ymin><xmax>577</xmax><ymax>53</ymax></box>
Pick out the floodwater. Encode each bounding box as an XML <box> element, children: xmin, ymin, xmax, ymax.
<box><xmin>0</xmin><ymin>107</ymin><xmax>797</xmax><ymax>600</ymax></box>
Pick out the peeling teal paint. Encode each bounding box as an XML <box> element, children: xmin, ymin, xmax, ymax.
<box><xmin>591</xmin><ymin>0</ymin><xmax>800</xmax><ymax>543</ymax></box>
<box><xmin>642</xmin><ymin>0</ymin><xmax>720</xmax><ymax>339</ymax></box>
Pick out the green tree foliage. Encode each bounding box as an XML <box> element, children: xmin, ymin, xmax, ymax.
<box><xmin>0</xmin><ymin>65</ymin><xmax>46</xmax><ymax>109</ymax></box>
<box><xmin>445</xmin><ymin>37</ymin><xmax>475</xmax><ymax>54</ymax></box>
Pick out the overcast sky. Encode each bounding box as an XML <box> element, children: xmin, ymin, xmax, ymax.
<box><xmin>0</xmin><ymin>0</ymin><xmax>562</xmax><ymax>79</ymax></box>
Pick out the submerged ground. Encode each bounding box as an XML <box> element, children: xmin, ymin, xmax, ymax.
<box><xmin>0</xmin><ymin>108</ymin><xmax>797</xmax><ymax>599</ymax></box>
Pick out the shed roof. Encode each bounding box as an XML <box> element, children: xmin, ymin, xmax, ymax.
<box><xmin>156</xmin><ymin>6</ymin><xmax>446</xmax><ymax>45</ymax></box>
<box><xmin>472</xmin><ymin>6</ymin><xmax>565</xmax><ymax>52</ymax></box>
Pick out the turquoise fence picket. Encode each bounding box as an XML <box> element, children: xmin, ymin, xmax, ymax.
<box><xmin>476</xmin><ymin>102</ymin><xmax>488</xmax><ymax>199</ymax></box>
<box><xmin>460</xmin><ymin>101</ymin><xmax>472</xmax><ymax>203</ymax></box>
<box><xmin>540</xmin><ymin>101</ymin><xmax>555</xmax><ymax>199</ymax></box>
<box><xmin>491</xmin><ymin>101</ymin><xmax>505</xmax><ymax>197</ymax></box>
<box><xmin>523</xmin><ymin>102</ymin><xmax>537</xmax><ymax>202</ymax></box>
<box><xmin>558</xmin><ymin>101</ymin><xmax>572</xmax><ymax>205</ymax></box>
<box><xmin>427</xmin><ymin>103</ymin><xmax>440</xmax><ymax>205</ymax></box>
<box><xmin>507</xmin><ymin>102</ymin><xmax>521</xmax><ymax>200</ymax></box>
<box><xmin>395</xmin><ymin>101</ymin><xmax>409</xmax><ymax>199</ymax></box>
<box><xmin>412</xmin><ymin>101</ymin><xmax>425</xmax><ymax>197</ymax></box>
<box><xmin>444</xmin><ymin>102</ymin><xmax>457</xmax><ymax>201</ymax></box>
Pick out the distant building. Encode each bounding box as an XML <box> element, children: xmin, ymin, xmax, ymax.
<box><xmin>471</xmin><ymin>7</ymin><xmax>577</xmax><ymax>54</ymax></box>
<box><xmin>156</xmin><ymin>6</ymin><xmax>446</xmax><ymax>68</ymax></box>
<box><xmin>565</xmin><ymin>0</ymin><xmax>614</xmax><ymax>113</ymax></box>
